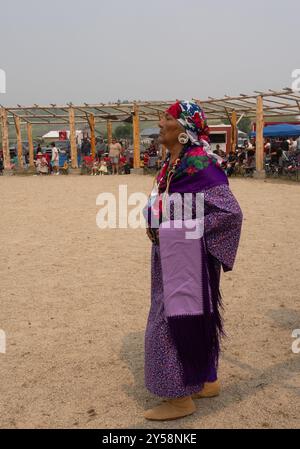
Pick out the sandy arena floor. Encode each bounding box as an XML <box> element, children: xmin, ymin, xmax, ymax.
<box><xmin>0</xmin><ymin>174</ymin><xmax>299</xmax><ymax>429</ymax></box>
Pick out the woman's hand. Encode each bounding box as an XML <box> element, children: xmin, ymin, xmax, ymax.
<box><xmin>146</xmin><ymin>228</ymin><xmax>155</xmax><ymax>243</ymax></box>
<box><xmin>146</xmin><ymin>228</ymin><xmax>159</xmax><ymax>244</ymax></box>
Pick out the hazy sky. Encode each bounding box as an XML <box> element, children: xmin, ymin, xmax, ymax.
<box><xmin>1</xmin><ymin>0</ymin><xmax>299</xmax><ymax>106</ymax></box>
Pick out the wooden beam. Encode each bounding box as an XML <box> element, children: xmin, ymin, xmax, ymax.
<box><xmin>107</xmin><ymin>120</ymin><xmax>112</xmax><ymax>145</ymax></box>
<box><xmin>133</xmin><ymin>103</ymin><xmax>140</xmax><ymax>169</ymax></box>
<box><xmin>69</xmin><ymin>107</ymin><xmax>78</xmax><ymax>168</ymax></box>
<box><xmin>256</xmin><ymin>96</ymin><xmax>265</xmax><ymax>173</ymax></box>
<box><xmin>88</xmin><ymin>113</ymin><xmax>96</xmax><ymax>159</ymax></box>
<box><xmin>237</xmin><ymin>112</ymin><xmax>245</xmax><ymax>125</ymax></box>
<box><xmin>0</xmin><ymin>107</ymin><xmax>11</xmax><ymax>170</ymax></box>
<box><xmin>27</xmin><ymin>123</ymin><xmax>34</xmax><ymax>168</ymax></box>
<box><xmin>13</xmin><ymin>115</ymin><xmax>24</xmax><ymax>168</ymax></box>
<box><xmin>230</xmin><ymin>110</ymin><xmax>237</xmax><ymax>153</ymax></box>
<box><xmin>2</xmin><ymin>90</ymin><xmax>300</xmax><ymax>130</ymax></box>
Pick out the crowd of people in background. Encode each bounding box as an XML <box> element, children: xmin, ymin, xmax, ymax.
<box><xmin>0</xmin><ymin>136</ymin><xmax>135</xmax><ymax>176</ymax></box>
<box><xmin>1</xmin><ymin>133</ymin><xmax>300</xmax><ymax>178</ymax></box>
<box><xmin>214</xmin><ymin>135</ymin><xmax>300</xmax><ymax>178</ymax></box>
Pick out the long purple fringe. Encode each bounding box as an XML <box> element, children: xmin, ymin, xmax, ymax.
<box><xmin>167</xmin><ymin>239</ymin><xmax>224</xmax><ymax>387</ymax></box>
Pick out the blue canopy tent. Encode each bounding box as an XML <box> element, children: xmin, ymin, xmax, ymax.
<box><xmin>250</xmin><ymin>123</ymin><xmax>300</xmax><ymax>138</ymax></box>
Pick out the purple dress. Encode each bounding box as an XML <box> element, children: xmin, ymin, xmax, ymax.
<box><xmin>144</xmin><ymin>184</ymin><xmax>243</xmax><ymax>398</ymax></box>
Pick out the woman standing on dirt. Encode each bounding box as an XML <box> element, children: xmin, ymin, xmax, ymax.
<box><xmin>143</xmin><ymin>101</ymin><xmax>243</xmax><ymax>421</ymax></box>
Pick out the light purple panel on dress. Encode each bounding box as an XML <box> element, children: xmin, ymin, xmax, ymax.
<box><xmin>159</xmin><ymin>220</ymin><xmax>205</xmax><ymax>318</ymax></box>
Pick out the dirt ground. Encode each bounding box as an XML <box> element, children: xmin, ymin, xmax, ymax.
<box><xmin>0</xmin><ymin>174</ymin><xmax>299</xmax><ymax>429</ymax></box>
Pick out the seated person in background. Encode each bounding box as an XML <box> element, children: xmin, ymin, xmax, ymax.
<box><xmin>143</xmin><ymin>152</ymin><xmax>149</xmax><ymax>167</ymax></box>
<box><xmin>10</xmin><ymin>154</ymin><xmax>18</xmax><ymax>169</ymax></box>
<box><xmin>91</xmin><ymin>158</ymin><xmax>99</xmax><ymax>176</ymax></box>
<box><xmin>244</xmin><ymin>149</ymin><xmax>256</xmax><ymax>175</ymax></box>
<box><xmin>148</xmin><ymin>142</ymin><xmax>157</xmax><ymax>157</ymax></box>
<box><xmin>61</xmin><ymin>160</ymin><xmax>69</xmax><ymax>175</ymax></box>
<box><xmin>270</xmin><ymin>140</ymin><xmax>282</xmax><ymax>165</ymax></box>
<box><xmin>103</xmin><ymin>155</ymin><xmax>112</xmax><ymax>173</ymax></box>
<box><xmin>98</xmin><ymin>159</ymin><xmax>108</xmax><ymax>175</ymax></box>
<box><xmin>119</xmin><ymin>154</ymin><xmax>127</xmax><ymax>174</ymax></box>
<box><xmin>227</xmin><ymin>151</ymin><xmax>237</xmax><ymax>177</ymax></box>
<box><xmin>214</xmin><ymin>144</ymin><xmax>225</xmax><ymax>158</ymax></box>
<box><xmin>35</xmin><ymin>152</ymin><xmax>49</xmax><ymax>175</ymax></box>
<box><xmin>235</xmin><ymin>148</ymin><xmax>246</xmax><ymax>175</ymax></box>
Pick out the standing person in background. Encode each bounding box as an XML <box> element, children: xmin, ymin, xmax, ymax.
<box><xmin>96</xmin><ymin>138</ymin><xmax>107</xmax><ymax>159</ymax></box>
<box><xmin>290</xmin><ymin>137</ymin><xmax>297</xmax><ymax>153</ymax></box>
<box><xmin>297</xmin><ymin>135</ymin><xmax>300</xmax><ymax>152</ymax></box>
<box><xmin>244</xmin><ymin>139</ymin><xmax>253</xmax><ymax>151</ymax></box>
<box><xmin>148</xmin><ymin>141</ymin><xmax>158</xmax><ymax>169</ymax></box>
<box><xmin>44</xmin><ymin>149</ymin><xmax>52</xmax><ymax>174</ymax></box>
<box><xmin>51</xmin><ymin>142</ymin><xmax>60</xmax><ymax>175</ymax></box>
<box><xmin>282</xmin><ymin>138</ymin><xmax>290</xmax><ymax>153</ymax></box>
<box><xmin>81</xmin><ymin>138</ymin><xmax>91</xmax><ymax>157</ymax></box>
<box><xmin>35</xmin><ymin>144</ymin><xmax>42</xmax><ymax>158</ymax></box>
<box><xmin>270</xmin><ymin>139</ymin><xmax>282</xmax><ymax>165</ymax></box>
<box><xmin>109</xmin><ymin>137</ymin><xmax>121</xmax><ymax>175</ymax></box>
<box><xmin>264</xmin><ymin>138</ymin><xmax>271</xmax><ymax>156</ymax></box>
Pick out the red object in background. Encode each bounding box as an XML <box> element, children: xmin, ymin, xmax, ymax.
<box><xmin>209</xmin><ymin>125</ymin><xmax>232</xmax><ymax>154</ymax></box>
<box><xmin>143</xmin><ymin>152</ymin><xmax>149</xmax><ymax>166</ymax></box>
<box><xmin>83</xmin><ymin>156</ymin><xmax>94</xmax><ymax>165</ymax></box>
<box><xmin>59</xmin><ymin>130</ymin><xmax>67</xmax><ymax>141</ymax></box>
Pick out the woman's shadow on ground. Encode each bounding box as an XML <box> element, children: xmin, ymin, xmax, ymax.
<box><xmin>119</xmin><ymin>331</ymin><xmax>156</xmax><ymax>409</ymax></box>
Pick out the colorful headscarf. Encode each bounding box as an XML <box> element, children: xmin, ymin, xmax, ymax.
<box><xmin>167</xmin><ymin>100</ymin><xmax>209</xmax><ymax>144</ymax></box>
<box><xmin>166</xmin><ymin>100</ymin><xmax>223</xmax><ymax>164</ymax></box>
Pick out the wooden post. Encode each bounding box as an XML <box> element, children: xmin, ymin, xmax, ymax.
<box><xmin>0</xmin><ymin>107</ymin><xmax>11</xmax><ymax>170</ymax></box>
<box><xmin>230</xmin><ymin>110</ymin><xmax>237</xmax><ymax>154</ymax></box>
<box><xmin>69</xmin><ymin>107</ymin><xmax>78</xmax><ymax>168</ymax></box>
<box><xmin>14</xmin><ymin>115</ymin><xmax>24</xmax><ymax>169</ymax></box>
<box><xmin>133</xmin><ymin>103</ymin><xmax>140</xmax><ymax>169</ymax></box>
<box><xmin>158</xmin><ymin>112</ymin><xmax>166</xmax><ymax>162</ymax></box>
<box><xmin>27</xmin><ymin>123</ymin><xmax>34</xmax><ymax>168</ymax></box>
<box><xmin>107</xmin><ymin>120</ymin><xmax>112</xmax><ymax>145</ymax></box>
<box><xmin>88</xmin><ymin>113</ymin><xmax>96</xmax><ymax>159</ymax></box>
<box><xmin>256</xmin><ymin>95</ymin><xmax>265</xmax><ymax>174</ymax></box>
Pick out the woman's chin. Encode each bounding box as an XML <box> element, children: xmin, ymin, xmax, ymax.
<box><xmin>158</xmin><ymin>135</ymin><xmax>166</xmax><ymax>145</ymax></box>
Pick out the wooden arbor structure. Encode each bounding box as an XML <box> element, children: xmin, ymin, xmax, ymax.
<box><xmin>1</xmin><ymin>88</ymin><xmax>300</xmax><ymax>175</ymax></box>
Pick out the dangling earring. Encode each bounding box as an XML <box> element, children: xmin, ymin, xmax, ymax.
<box><xmin>178</xmin><ymin>133</ymin><xmax>189</xmax><ymax>145</ymax></box>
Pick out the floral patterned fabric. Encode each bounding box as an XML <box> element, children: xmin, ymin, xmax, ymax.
<box><xmin>156</xmin><ymin>145</ymin><xmax>224</xmax><ymax>195</ymax></box>
<box><xmin>166</xmin><ymin>100</ymin><xmax>210</xmax><ymax>145</ymax></box>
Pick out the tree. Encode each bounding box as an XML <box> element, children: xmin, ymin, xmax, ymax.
<box><xmin>238</xmin><ymin>117</ymin><xmax>252</xmax><ymax>134</ymax></box>
<box><xmin>218</xmin><ymin>116</ymin><xmax>252</xmax><ymax>134</ymax></box>
<box><xmin>114</xmin><ymin>123</ymin><xmax>133</xmax><ymax>139</ymax></box>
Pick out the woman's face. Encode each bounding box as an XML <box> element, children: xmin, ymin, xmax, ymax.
<box><xmin>158</xmin><ymin>112</ymin><xmax>184</xmax><ymax>147</ymax></box>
